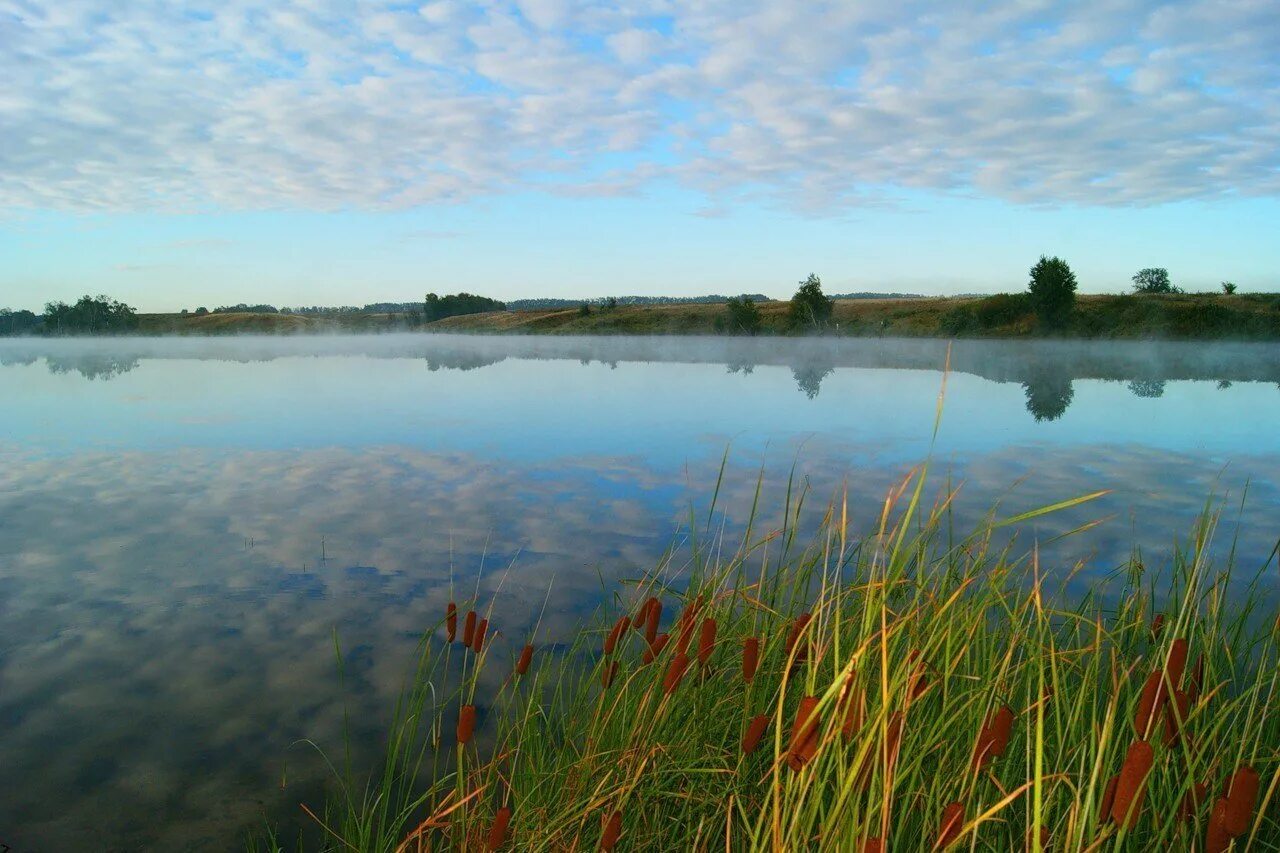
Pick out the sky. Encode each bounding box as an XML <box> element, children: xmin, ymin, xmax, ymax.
<box><xmin>2</xmin><ymin>0</ymin><xmax>1278</xmax><ymax>312</ymax></box>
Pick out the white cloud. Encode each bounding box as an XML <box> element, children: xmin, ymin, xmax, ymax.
<box><xmin>1</xmin><ymin>0</ymin><xmax>1277</xmax><ymax>212</ymax></box>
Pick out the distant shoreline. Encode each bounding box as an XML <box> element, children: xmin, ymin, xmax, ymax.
<box><xmin>6</xmin><ymin>292</ymin><xmax>1279</xmax><ymax>341</ymax></box>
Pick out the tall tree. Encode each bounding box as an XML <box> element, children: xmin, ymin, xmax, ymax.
<box><xmin>789</xmin><ymin>274</ymin><xmax>833</xmax><ymax>329</ymax></box>
<box><xmin>1131</xmin><ymin>268</ymin><xmax>1175</xmax><ymax>294</ymax></box>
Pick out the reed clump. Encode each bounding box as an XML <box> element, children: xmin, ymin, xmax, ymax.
<box><xmin>266</xmin><ymin>465</ymin><xmax>1279</xmax><ymax>852</ymax></box>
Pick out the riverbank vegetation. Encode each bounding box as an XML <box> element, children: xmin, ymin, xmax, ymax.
<box><xmin>254</xmin><ymin>468</ymin><xmax>1279</xmax><ymax>851</ymax></box>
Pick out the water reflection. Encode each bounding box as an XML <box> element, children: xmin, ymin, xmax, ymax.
<box><xmin>4</xmin><ymin>335</ymin><xmax>1279</xmax><ymax>419</ymax></box>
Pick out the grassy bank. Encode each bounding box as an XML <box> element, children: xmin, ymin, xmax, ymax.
<box><xmin>132</xmin><ymin>292</ymin><xmax>1280</xmax><ymax>340</ymax></box>
<box><xmin>257</xmin><ymin>467</ymin><xmax>1279</xmax><ymax>851</ymax></box>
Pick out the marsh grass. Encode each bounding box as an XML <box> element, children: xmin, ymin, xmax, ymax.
<box><xmin>254</xmin><ymin>459</ymin><xmax>1279</xmax><ymax>852</ymax></box>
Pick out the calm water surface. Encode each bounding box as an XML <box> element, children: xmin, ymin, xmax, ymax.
<box><xmin>1</xmin><ymin>334</ymin><xmax>1278</xmax><ymax>850</ymax></box>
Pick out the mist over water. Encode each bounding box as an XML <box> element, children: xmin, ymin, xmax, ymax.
<box><xmin>1</xmin><ymin>334</ymin><xmax>1278</xmax><ymax>849</ymax></box>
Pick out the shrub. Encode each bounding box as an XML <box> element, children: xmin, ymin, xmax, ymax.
<box><xmin>1222</xmin><ymin>281</ymin><xmax>1237</xmax><ymax>295</ymax></box>
<box><xmin>724</xmin><ymin>296</ymin><xmax>762</xmax><ymax>335</ymax></box>
<box><xmin>1027</xmin><ymin>255</ymin><xmax>1078</xmax><ymax>328</ymax></box>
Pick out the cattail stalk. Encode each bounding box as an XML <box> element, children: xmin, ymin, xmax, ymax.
<box><xmin>457</xmin><ymin>704</ymin><xmax>476</xmax><ymax>744</ymax></box>
<box><xmin>936</xmin><ymin>801</ymin><xmax>964</xmax><ymax>848</ymax></box>
<box><xmin>604</xmin><ymin>615</ymin><xmax>628</xmax><ymax>655</ymax></box>
<box><xmin>1223</xmin><ymin>765</ymin><xmax>1259</xmax><ymax>836</ymax></box>
<box><xmin>1110</xmin><ymin>740</ymin><xmax>1154</xmax><ymax>829</ymax></box>
<box><xmin>742</xmin><ymin>713</ymin><xmax>768</xmax><ymax>754</ymax></box>
<box><xmin>663</xmin><ymin>653</ymin><xmax>690</xmax><ymax>694</ymax></box>
<box><xmin>787</xmin><ymin>696</ymin><xmax>820</xmax><ymax>771</ymax></box>
<box><xmin>697</xmin><ymin>618</ymin><xmax>716</xmax><ymax>666</ymax></box>
<box><xmin>600</xmin><ymin>811</ymin><xmax>622</xmax><ymax>851</ymax></box>
<box><xmin>486</xmin><ymin>806</ymin><xmax>511</xmax><ymax>850</ymax></box>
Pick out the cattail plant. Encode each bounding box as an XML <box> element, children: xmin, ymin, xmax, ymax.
<box><xmin>787</xmin><ymin>696</ymin><xmax>820</xmax><ymax>771</ymax></box>
<box><xmin>742</xmin><ymin>713</ymin><xmax>769</xmax><ymax>755</ymax></box>
<box><xmin>697</xmin><ymin>618</ymin><xmax>716</xmax><ymax>666</ymax></box>
<box><xmin>972</xmin><ymin>704</ymin><xmax>1014</xmax><ymax>770</ymax></box>
<box><xmin>1099</xmin><ymin>775</ymin><xmax>1118</xmax><ymax>824</ymax></box>
<box><xmin>644</xmin><ymin>598</ymin><xmax>662</xmax><ymax>646</ymax></box>
<box><xmin>1166</xmin><ymin>637</ymin><xmax>1188</xmax><ymax>687</ymax></box>
<box><xmin>742</xmin><ymin>637</ymin><xmax>760</xmax><ymax>684</ymax></box>
<box><xmin>601</xmin><ymin>660</ymin><xmax>618</xmax><ymax>689</ymax></box>
<box><xmin>600</xmin><ymin>811</ymin><xmax>622</xmax><ymax>851</ymax></box>
<box><xmin>446</xmin><ymin>602</ymin><xmax>458</xmax><ymax>642</ymax></box>
<box><xmin>1179</xmin><ymin>782</ymin><xmax>1207</xmax><ymax>822</ymax></box>
<box><xmin>486</xmin><ymin>806</ymin><xmax>511</xmax><ymax>850</ymax></box>
<box><xmin>1110</xmin><ymin>740</ymin><xmax>1154</xmax><ymax>830</ymax></box>
<box><xmin>472</xmin><ymin>618</ymin><xmax>488</xmax><ymax>653</ymax></box>
<box><xmin>840</xmin><ymin>674</ymin><xmax>864</xmax><ymax>741</ymax></box>
<box><xmin>457</xmin><ymin>704</ymin><xmax>477</xmax><ymax>745</ymax></box>
<box><xmin>1150</xmin><ymin>613</ymin><xmax>1165</xmax><ymax>638</ymax></box>
<box><xmin>604</xmin><ymin>615</ymin><xmax>628</xmax><ymax>655</ymax></box>
<box><xmin>1223</xmin><ymin>765</ymin><xmax>1259</xmax><ymax>836</ymax></box>
<box><xmin>634</xmin><ymin>597</ymin><xmax>656</xmax><ymax>632</ymax></box>
<box><xmin>463</xmin><ymin>610</ymin><xmax>477</xmax><ymax>648</ymax></box>
<box><xmin>785</xmin><ymin>612</ymin><xmax>812</xmax><ymax>662</ymax></box>
<box><xmin>515</xmin><ymin>644</ymin><xmax>534</xmax><ymax>676</ymax></box>
<box><xmin>1134</xmin><ymin>668</ymin><xmax>1167</xmax><ymax>736</ymax></box>
<box><xmin>642</xmin><ymin>632</ymin><xmax>669</xmax><ymax>665</ymax></box>
<box><xmin>1163</xmin><ymin>689</ymin><xmax>1190</xmax><ymax>746</ymax></box>
<box><xmin>1206</xmin><ymin>798</ymin><xmax>1232</xmax><ymax>853</ymax></box>
<box><xmin>663</xmin><ymin>653</ymin><xmax>690</xmax><ymax>694</ymax></box>
<box><xmin>862</xmin><ymin>839</ymin><xmax>883</xmax><ymax>853</ymax></box>
<box><xmin>935</xmin><ymin>801</ymin><xmax>964</xmax><ymax>849</ymax></box>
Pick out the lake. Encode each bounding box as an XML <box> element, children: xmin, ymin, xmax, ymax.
<box><xmin>1</xmin><ymin>334</ymin><xmax>1278</xmax><ymax>850</ymax></box>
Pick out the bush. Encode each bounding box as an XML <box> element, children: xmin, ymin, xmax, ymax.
<box><xmin>1222</xmin><ymin>281</ymin><xmax>1237</xmax><ymax>295</ymax></box>
<box><xmin>1027</xmin><ymin>255</ymin><xmax>1077</xmax><ymax>328</ymax></box>
<box><xmin>723</xmin><ymin>296</ymin><xmax>762</xmax><ymax>335</ymax></box>
<box><xmin>788</xmin><ymin>274</ymin><xmax>833</xmax><ymax>329</ymax></box>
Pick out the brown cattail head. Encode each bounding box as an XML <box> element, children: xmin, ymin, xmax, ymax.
<box><xmin>742</xmin><ymin>637</ymin><xmax>760</xmax><ymax>684</ymax></box>
<box><xmin>862</xmin><ymin>839</ymin><xmax>883</xmax><ymax>853</ymax></box>
<box><xmin>1110</xmin><ymin>739</ymin><xmax>1154</xmax><ymax>829</ymax></box>
<box><xmin>1166</xmin><ymin>638</ymin><xmax>1188</xmax><ymax>689</ymax></box>
<box><xmin>1223</xmin><ymin>765</ymin><xmax>1259</xmax><ymax>836</ymax></box>
<box><xmin>1179</xmin><ymin>782</ymin><xmax>1207</xmax><ymax>822</ymax></box>
<box><xmin>973</xmin><ymin>704</ymin><xmax>1014</xmax><ymax>770</ymax></box>
<box><xmin>601</xmin><ymin>660</ymin><xmax>619</xmax><ymax>689</ymax></box>
<box><xmin>742</xmin><ymin>713</ymin><xmax>769</xmax><ymax>754</ymax></box>
<box><xmin>1100</xmin><ymin>775</ymin><xmax>1119</xmax><ymax>824</ymax></box>
<box><xmin>486</xmin><ymin>806</ymin><xmax>511</xmax><ymax>850</ymax></box>
<box><xmin>841</xmin><ymin>675</ymin><xmax>865</xmax><ymax>741</ymax></box>
<box><xmin>1134</xmin><ymin>668</ymin><xmax>1167</xmax><ymax>736</ymax></box>
<box><xmin>516</xmin><ymin>644</ymin><xmax>534</xmax><ymax>675</ymax></box>
<box><xmin>463</xmin><ymin>610</ymin><xmax>478</xmax><ymax>648</ymax></box>
<box><xmin>787</xmin><ymin>695</ymin><xmax>821</xmax><ymax>770</ymax></box>
<box><xmin>909</xmin><ymin>663</ymin><xmax>929</xmax><ymax>702</ymax></box>
<box><xmin>1150</xmin><ymin>613</ymin><xmax>1165</xmax><ymax>638</ymax></box>
<box><xmin>457</xmin><ymin>704</ymin><xmax>477</xmax><ymax>744</ymax></box>
<box><xmin>786</xmin><ymin>612</ymin><xmax>813</xmax><ymax>658</ymax></box>
<box><xmin>1163</xmin><ymin>689</ymin><xmax>1191</xmax><ymax>746</ymax></box>
<box><xmin>633</xmin><ymin>598</ymin><xmax>651</xmax><ymax>631</ymax></box>
<box><xmin>644</xmin><ymin>598</ymin><xmax>662</xmax><ymax>645</ymax></box>
<box><xmin>600</xmin><ymin>811</ymin><xmax>622</xmax><ymax>851</ymax></box>
<box><xmin>936</xmin><ymin>801</ymin><xmax>964</xmax><ymax>849</ymax></box>
<box><xmin>663</xmin><ymin>653</ymin><xmax>690</xmax><ymax>694</ymax></box>
<box><xmin>697</xmin><ymin>618</ymin><xmax>717</xmax><ymax>666</ymax></box>
<box><xmin>472</xmin><ymin>618</ymin><xmax>488</xmax><ymax>653</ymax></box>
<box><xmin>604</xmin><ymin>615</ymin><xmax>628</xmax><ymax>655</ymax></box>
<box><xmin>446</xmin><ymin>602</ymin><xmax>458</xmax><ymax>642</ymax></box>
<box><xmin>1206</xmin><ymin>798</ymin><xmax>1232</xmax><ymax>853</ymax></box>
<box><xmin>674</xmin><ymin>595</ymin><xmax>703</xmax><ymax>654</ymax></box>
<box><xmin>642</xmin><ymin>632</ymin><xmax>669</xmax><ymax>664</ymax></box>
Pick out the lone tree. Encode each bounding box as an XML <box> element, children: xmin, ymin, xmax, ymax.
<box><xmin>1027</xmin><ymin>255</ymin><xmax>1077</xmax><ymax>328</ymax></box>
<box><xmin>789</xmin><ymin>273</ymin><xmax>833</xmax><ymax>329</ymax></box>
<box><xmin>724</xmin><ymin>295</ymin><xmax>762</xmax><ymax>335</ymax></box>
<box><xmin>1221</xmin><ymin>281</ymin><xmax>1237</xmax><ymax>295</ymax></box>
<box><xmin>1132</xmin><ymin>268</ymin><xmax>1176</xmax><ymax>294</ymax></box>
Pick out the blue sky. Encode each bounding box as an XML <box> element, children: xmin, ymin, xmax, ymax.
<box><xmin>2</xmin><ymin>1</ymin><xmax>1278</xmax><ymax>312</ymax></box>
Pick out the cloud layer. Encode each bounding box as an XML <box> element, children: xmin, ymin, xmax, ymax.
<box><xmin>3</xmin><ymin>0</ymin><xmax>1278</xmax><ymax>212</ymax></box>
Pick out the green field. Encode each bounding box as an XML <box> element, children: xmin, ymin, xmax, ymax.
<box><xmin>130</xmin><ymin>293</ymin><xmax>1280</xmax><ymax>340</ymax></box>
